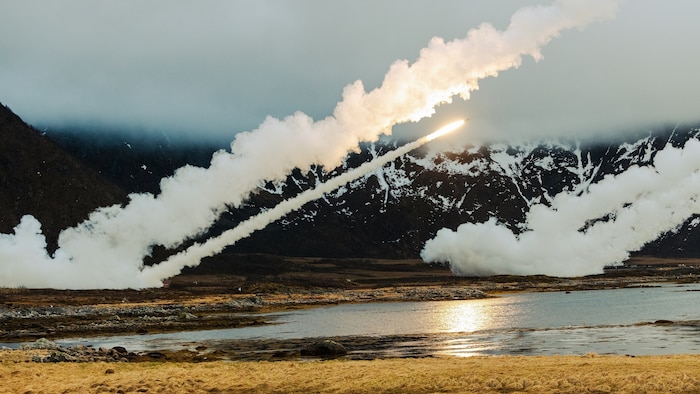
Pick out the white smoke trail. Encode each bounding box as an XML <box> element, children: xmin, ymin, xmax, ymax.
<box><xmin>138</xmin><ymin>121</ymin><xmax>465</xmax><ymax>286</ymax></box>
<box><xmin>0</xmin><ymin>0</ymin><xmax>620</xmax><ymax>289</ymax></box>
<box><xmin>421</xmin><ymin>139</ymin><xmax>700</xmax><ymax>277</ymax></box>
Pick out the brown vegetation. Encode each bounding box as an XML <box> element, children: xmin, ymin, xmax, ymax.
<box><xmin>2</xmin><ymin>352</ymin><xmax>700</xmax><ymax>393</ymax></box>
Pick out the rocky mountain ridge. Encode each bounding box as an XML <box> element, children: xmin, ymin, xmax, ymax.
<box><xmin>14</xmin><ymin>105</ymin><xmax>700</xmax><ymax>260</ymax></box>
<box><xmin>228</xmin><ymin>124</ymin><xmax>700</xmax><ymax>259</ymax></box>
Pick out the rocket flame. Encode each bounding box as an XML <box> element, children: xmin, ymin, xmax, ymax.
<box><xmin>424</xmin><ymin>119</ymin><xmax>467</xmax><ymax>142</ymax></box>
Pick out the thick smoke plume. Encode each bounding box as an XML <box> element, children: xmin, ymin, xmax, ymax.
<box><xmin>0</xmin><ymin>0</ymin><xmax>619</xmax><ymax>289</ymax></box>
<box><xmin>422</xmin><ymin>139</ymin><xmax>700</xmax><ymax>277</ymax></box>
<box><xmin>138</xmin><ymin>121</ymin><xmax>464</xmax><ymax>286</ymax></box>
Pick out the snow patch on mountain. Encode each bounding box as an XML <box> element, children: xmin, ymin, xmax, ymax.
<box><xmin>232</xmin><ymin>125</ymin><xmax>700</xmax><ymax>259</ymax></box>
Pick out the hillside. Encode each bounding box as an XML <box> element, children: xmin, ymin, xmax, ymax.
<box><xmin>223</xmin><ymin>125</ymin><xmax>700</xmax><ymax>259</ymax></box>
<box><xmin>46</xmin><ymin>128</ymin><xmax>223</xmax><ymax>194</ymax></box>
<box><xmin>0</xmin><ymin>103</ymin><xmax>125</xmax><ymax>251</ymax></box>
<box><xmin>46</xmin><ymin>119</ymin><xmax>700</xmax><ymax>261</ymax></box>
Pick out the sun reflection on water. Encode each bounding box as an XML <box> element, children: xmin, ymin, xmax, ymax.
<box><xmin>437</xmin><ymin>300</ymin><xmax>493</xmax><ymax>333</ymax></box>
<box><xmin>430</xmin><ymin>299</ymin><xmax>513</xmax><ymax>357</ymax></box>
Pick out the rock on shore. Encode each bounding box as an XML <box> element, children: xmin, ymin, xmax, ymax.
<box><xmin>22</xmin><ymin>338</ymin><xmax>136</xmax><ymax>363</ymax></box>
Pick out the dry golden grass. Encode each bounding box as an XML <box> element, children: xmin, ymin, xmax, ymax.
<box><xmin>2</xmin><ymin>353</ymin><xmax>700</xmax><ymax>393</ymax></box>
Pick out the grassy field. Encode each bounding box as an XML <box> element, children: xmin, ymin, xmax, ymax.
<box><xmin>3</xmin><ymin>353</ymin><xmax>700</xmax><ymax>393</ymax></box>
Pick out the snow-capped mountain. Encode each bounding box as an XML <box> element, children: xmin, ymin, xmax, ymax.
<box><xmin>230</xmin><ymin>124</ymin><xmax>700</xmax><ymax>259</ymax></box>
<box><xmin>44</xmin><ymin>118</ymin><xmax>700</xmax><ymax>260</ymax></box>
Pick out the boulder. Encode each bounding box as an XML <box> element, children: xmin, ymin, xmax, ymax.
<box><xmin>43</xmin><ymin>349</ymin><xmax>77</xmax><ymax>362</ymax></box>
<box><xmin>178</xmin><ymin>311</ymin><xmax>198</xmax><ymax>320</ymax></box>
<box><xmin>301</xmin><ymin>340</ymin><xmax>347</xmax><ymax>357</ymax></box>
<box><xmin>22</xmin><ymin>337</ymin><xmax>59</xmax><ymax>350</ymax></box>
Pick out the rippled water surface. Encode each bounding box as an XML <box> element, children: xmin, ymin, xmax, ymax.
<box><xmin>50</xmin><ymin>283</ymin><xmax>700</xmax><ymax>356</ymax></box>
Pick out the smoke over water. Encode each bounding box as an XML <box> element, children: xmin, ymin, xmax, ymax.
<box><xmin>421</xmin><ymin>139</ymin><xmax>700</xmax><ymax>277</ymax></box>
<box><xmin>0</xmin><ymin>0</ymin><xmax>620</xmax><ymax>289</ymax></box>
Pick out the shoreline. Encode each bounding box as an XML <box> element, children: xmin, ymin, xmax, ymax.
<box><xmin>6</xmin><ymin>315</ymin><xmax>699</xmax><ymax>363</ymax></box>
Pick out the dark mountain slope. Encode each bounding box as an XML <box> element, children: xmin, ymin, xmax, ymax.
<box><xmin>43</xmin><ymin>116</ymin><xmax>700</xmax><ymax>262</ymax></box>
<box><xmin>229</xmin><ymin>125</ymin><xmax>700</xmax><ymax>259</ymax></box>
<box><xmin>47</xmin><ymin>128</ymin><xmax>225</xmax><ymax>194</ymax></box>
<box><xmin>0</xmin><ymin>103</ymin><xmax>126</xmax><ymax>251</ymax></box>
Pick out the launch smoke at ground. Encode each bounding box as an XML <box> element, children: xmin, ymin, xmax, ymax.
<box><xmin>421</xmin><ymin>139</ymin><xmax>700</xmax><ymax>277</ymax></box>
<box><xmin>0</xmin><ymin>0</ymin><xmax>620</xmax><ymax>289</ymax></box>
<box><xmin>139</xmin><ymin>121</ymin><xmax>465</xmax><ymax>286</ymax></box>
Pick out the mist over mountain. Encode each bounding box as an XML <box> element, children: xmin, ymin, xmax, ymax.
<box><xmin>42</xmin><ymin>116</ymin><xmax>700</xmax><ymax>262</ymax></box>
<box><xmin>46</xmin><ymin>127</ymin><xmax>226</xmax><ymax>194</ymax></box>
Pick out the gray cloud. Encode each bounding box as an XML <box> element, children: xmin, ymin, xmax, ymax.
<box><xmin>0</xmin><ymin>1</ymin><xmax>699</xmax><ymax>141</ymax></box>
<box><xmin>461</xmin><ymin>0</ymin><xmax>700</xmax><ymax>141</ymax></box>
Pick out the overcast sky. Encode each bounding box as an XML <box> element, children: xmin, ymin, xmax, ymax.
<box><xmin>1</xmin><ymin>1</ymin><xmax>699</xmax><ymax>143</ymax></box>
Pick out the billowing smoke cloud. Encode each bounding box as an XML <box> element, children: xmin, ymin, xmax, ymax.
<box><xmin>422</xmin><ymin>139</ymin><xmax>700</xmax><ymax>277</ymax></box>
<box><xmin>138</xmin><ymin>121</ymin><xmax>465</xmax><ymax>286</ymax></box>
<box><xmin>0</xmin><ymin>0</ymin><xmax>620</xmax><ymax>289</ymax></box>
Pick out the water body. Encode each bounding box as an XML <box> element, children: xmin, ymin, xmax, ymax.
<box><xmin>28</xmin><ymin>283</ymin><xmax>700</xmax><ymax>357</ymax></box>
